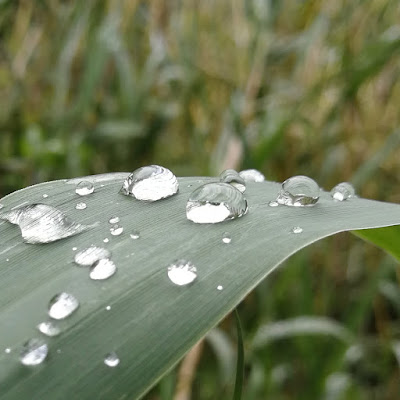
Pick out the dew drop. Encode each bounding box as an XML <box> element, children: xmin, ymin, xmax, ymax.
<box><xmin>90</xmin><ymin>259</ymin><xmax>117</xmax><ymax>280</ymax></box>
<box><xmin>130</xmin><ymin>231</ymin><xmax>140</xmax><ymax>239</ymax></box>
<box><xmin>120</xmin><ymin>165</ymin><xmax>179</xmax><ymax>201</ymax></box>
<box><xmin>72</xmin><ymin>247</ymin><xmax>77</xmax><ymax>251</ymax></box>
<box><xmin>20</xmin><ymin>339</ymin><xmax>48</xmax><ymax>366</ymax></box>
<box><xmin>0</xmin><ymin>204</ymin><xmax>90</xmax><ymax>244</ymax></box>
<box><xmin>186</xmin><ymin>183</ymin><xmax>248</xmax><ymax>224</ymax></box>
<box><xmin>222</xmin><ymin>232</ymin><xmax>231</xmax><ymax>244</ymax></box>
<box><xmin>5</xmin><ymin>348</ymin><xmax>11</xmax><ymax>354</ymax></box>
<box><xmin>75</xmin><ymin>181</ymin><xmax>94</xmax><ymax>196</ymax></box>
<box><xmin>276</xmin><ymin>175</ymin><xmax>320</xmax><ymax>206</ymax></box>
<box><xmin>110</xmin><ymin>224</ymin><xmax>123</xmax><ymax>236</ymax></box>
<box><xmin>104</xmin><ymin>352</ymin><xmax>120</xmax><ymax>367</ymax></box>
<box><xmin>75</xmin><ymin>202</ymin><xmax>87</xmax><ymax>210</ymax></box>
<box><xmin>167</xmin><ymin>259</ymin><xmax>197</xmax><ymax>286</ymax></box>
<box><xmin>331</xmin><ymin>182</ymin><xmax>356</xmax><ymax>201</ymax></box>
<box><xmin>269</xmin><ymin>201</ymin><xmax>279</xmax><ymax>207</ymax></box>
<box><xmin>291</xmin><ymin>226</ymin><xmax>303</xmax><ymax>234</ymax></box>
<box><xmin>219</xmin><ymin>169</ymin><xmax>246</xmax><ymax>193</ymax></box>
<box><xmin>106</xmin><ymin>305</ymin><xmax>111</xmax><ymax>311</ymax></box>
<box><xmin>74</xmin><ymin>246</ymin><xmax>111</xmax><ymax>266</ymax></box>
<box><xmin>37</xmin><ymin>321</ymin><xmax>61</xmax><ymax>337</ymax></box>
<box><xmin>48</xmin><ymin>292</ymin><xmax>79</xmax><ymax>320</ymax></box>
<box><xmin>217</xmin><ymin>285</ymin><xmax>224</xmax><ymax>291</ymax></box>
<box><xmin>103</xmin><ymin>238</ymin><xmax>109</xmax><ymax>243</ymax></box>
<box><xmin>108</xmin><ymin>216</ymin><xmax>120</xmax><ymax>224</ymax></box>
<box><xmin>239</xmin><ymin>169</ymin><xmax>265</xmax><ymax>183</ymax></box>
<box><xmin>42</xmin><ymin>194</ymin><xmax>49</xmax><ymax>198</ymax></box>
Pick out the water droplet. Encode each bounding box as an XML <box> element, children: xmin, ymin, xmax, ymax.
<box><xmin>110</xmin><ymin>224</ymin><xmax>123</xmax><ymax>236</ymax></box>
<box><xmin>219</xmin><ymin>169</ymin><xmax>246</xmax><ymax>193</ymax></box>
<box><xmin>130</xmin><ymin>231</ymin><xmax>140</xmax><ymax>239</ymax></box>
<box><xmin>186</xmin><ymin>183</ymin><xmax>248</xmax><ymax>224</ymax></box>
<box><xmin>167</xmin><ymin>259</ymin><xmax>197</xmax><ymax>286</ymax></box>
<box><xmin>5</xmin><ymin>348</ymin><xmax>11</xmax><ymax>354</ymax></box>
<box><xmin>291</xmin><ymin>226</ymin><xmax>303</xmax><ymax>234</ymax></box>
<box><xmin>90</xmin><ymin>259</ymin><xmax>117</xmax><ymax>280</ymax></box>
<box><xmin>106</xmin><ymin>305</ymin><xmax>111</xmax><ymax>311</ymax></box>
<box><xmin>72</xmin><ymin>247</ymin><xmax>77</xmax><ymax>251</ymax></box>
<box><xmin>20</xmin><ymin>339</ymin><xmax>48</xmax><ymax>366</ymax></box>
<box><xmin>74</xmin><ymin>246</ymin><xmax>111</xmax><ymax>266</ymax></box>
<box><xmin>37</xmin><ymin>321</ymin><xmax>61</xmax><ymax>337</ymax></box>
<box><xmin>239</xmin><ymin>169</ymin><xmax>265</xmax><ymax>182</ymax></box>
<box><xmin>48</xmin><ymin>292</ymin><xmax>79</xmax><ymax>320</ymax></box>
<box><xmin>276</xmin><ymin>176</ymin><xmax>320</xmax><ymax>207</ymax></box>
<box><xmin>269</xmin><ymin>201</ymin><xmax>279</xmax><ymax>207</ymax></box>
<box><xmin>0</xmin><ymin>204</ymin><xmax>90</xmax><ymax>244</ymax></box>
<box><xmin>120</xmin><ymin>165</ymin><xmax>179</xmax><ymax>201</ymax></box>
<box><xmin>103</xmin><ymin>238</ymin><xmax>109</xmax><ymax>243</ymax></box>
<box><xmin>75</xmin><ymin>202</ymin><xmax>87</xmax><ymax>210</ymax></box>
<box><xmin>331</xmin><ymin>182</ymin><xmax>356</xmax><ymax>201</ymax></box>
<box><xmin>75</xmin><ymin>181</ymin><xmax>94</xmax><ymax>196</ymax></box>
<box><xmin>217</xmin><ymin>285</ymin><xmax>224</xmax><ymax>291</ymax></box>
<box><xmin>104</xmin><ymin>352</ymin><xmax>120</xmax><ymax>367</ymax></box>
<box><xmin>108</xmin><ymin>216</ymin><xmax>120</xmax><ymax>224</ymax></box>
<box><xmin>222</xmin><ymin>232</ymin><xmax>231</xmax><ymax>244</ymax></box>
<box><xmin>42</xmin><ymin>194</ymin><xmax>49</xmax><ymax>198</ymax></box>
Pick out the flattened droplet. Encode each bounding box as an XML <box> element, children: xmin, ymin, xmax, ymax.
<box><xmin>75</xmin><ymin>202</ymin><xmax>87</xmax><ymax>210</ymax></box>
<box><xmin>291</xmin><ymin>226</ymin><xmax>303</xmax><ymax>234</ymax></box>
<box><xmin>90</xmin><ymin>259</ymin><xmax>117</xmax><ymax>280</ymax></box>
<box><xmin>110</xmin><ymin>224</ymin><xmax>123</xmax><ymax>236</ymax></box>
<box><xmin>42</xmin><ymin>194</ymin><xmax>49</xmax><ymax>198</ymax></box>
<box><xmin>48</xmin><ymin>292</ymin><xmax>79</xmax><ymax>320</ymax></box>
<box><xmin>74</xmin><ymin>246</ymin><xmax>111</xmax><ymax>266</ymax></box>
<box><xmin>121</xmin><ymin>165</ymin><xmax>178</xmax><ymax>201</ymax></box>
<box><xmin>276</xmin><ymin>176</ymin><xmax>320</xmax><ymax>207</ymax></box>
<box><xmin>219</xmin><ymin>169</ymin><xmax>246</xmax><ymax>193</ymax></box>
<box><xmin>108</xmin><ymin>216</ymin><xmax>120</xmax><ymax>224</ymax></box>
<box><xmin>331</xmin><ymin>182</ymin><xmax>356</xmax><ymax>201</ymax></box>
<box><xmin>222</xmin><ymin>232</ymin><xmax>232</xmax><ymax>244</ymax></box>
<box><xmin>20</xmin><ymin>339</ymin><xmax>48</xmax><ymax>366</ymax></box>
<box><xmin>0</xmin><ymin>204</ymin><xmax>90</xmax><ymax>244</ymax></box>
<box><xmin>75</xmin><ymin>181</ymin><xmax>94</xmax><ymax>196</ymax></box>
<box><xmin>130</xmin><ymin>230</ymin><xmax>140</xmax><ymax>239</ymax></box>
<box><xmin>37</xmin><ymin>321</ymin><xmax>61</xmax><ymax>337</ymax></box>
<box><xmin>239</xmin><ymin>169</ymin><xmax>265</xmax><ymax>182</ymax></box>
<box><xmin>104</xmin><ymin>352</ymin><xmax>120</xmax><ymax>367</ymax></box>
<box><xmin>167</xmin><ymin>259</ymin><xmax>197</xmax><ymax>286</ymax></box>
<box><xmin>186</xmin><ymin>183</ymin><xmax>248</xmax><ymax>224</ymax></box>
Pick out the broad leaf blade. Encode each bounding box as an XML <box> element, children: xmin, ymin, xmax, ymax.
<box><xmin>1</xmin><ymin>174</ymin><xmax>400</xmax><ymax>400</ymax></box>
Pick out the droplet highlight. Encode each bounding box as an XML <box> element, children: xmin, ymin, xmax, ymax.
<box><xmin>239</xmin><ymin>169</ymin><xmax>265</xmax><ymax>182</ymax></box>
<box><xmin>75</xmin><ymin>202</ymin><xmax>87</xmax><ymax>210</ymax></box>
<box><xmin>20</xmin><ymin>339</ymin><xmax>48</xmax><ymax>366</ymax></box>
<box><xmin>104</xmin><ymin>352</ymin><xmax>120</xmax><ymax>367</ymax></box>
<box><xmin>37</xmin><ymin>321</ymin><xmax>61</xmax><ymax>337</ymax></box>
<box><xmin>331</xmin><ymin>182</ymin><xmax>356</xmax><ymax>201</ymax></box>
<box><xmin>276</xmin><ymin>176</ymin><xmax>320</xmax><ymax>206</ymax></box>
<box><xmin>75</xmin><ymin>181</ymin><xmax>94</xmax><ymax>196</ymax></box>
<box><xmin>217</xmin><ymin>285</ymin><xmax>224</xmax><ymax>291</ymax></box>
<box><xmin>167</xmin><ymin>259</ymin><xmax>197</xmax><ymax>286</ymax></box>
<box><xmin>108</xmin><ymin>216</ymin><xmax>120</xmax><ymax>224</ymax></box>
<box><xmin>74</xmin><ymin>246</ymin><xmax>111</xmax><ymax>267</ymax></box>
<box><xmin>90</xmin><ymin>259</ymin><xmax>117</xmax><ymax>280</ymax></box>
<box><xmin>130</xmin><ymin>231</ymin><xmax>140</xmax><ymax>239</ymax></box>
<box><xmin>219</xmin><ymin>169</ymin><xmax>246</xmax><ymax>193</ymax></box>
<box><xmin>48</xmin><ymin>292</ymin><xmax>79</xmax><ymax>320</ymax></box>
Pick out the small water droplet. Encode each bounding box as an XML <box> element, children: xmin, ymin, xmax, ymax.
<box><xmin>217</xmin><ymin>285</ymin><xmax>223</xmax><ymax>291</ymax></box>
<box><xmin>239</xmin><ymin>169</ymin><xmax>265</xmax><ymax>182</ymax></box>
<box><xmin>37</xmin><ymin>321</ymin><xmax>61</xmax><ymax>337</ymax></box>
<box><xmin>48</xmin><ymin>292</ymin><xmax>79</xmax><ymax>320</ymax></box>
<box><xmin>331</xmin><ymin>182</ymin><xmax>356</xmax><ymax>201</ymax></box>
<box><xmin>42</xmin><ymin>194</ymin><xmax>49</xmax><ymax>198</ymax></box>
<box><xmin>75</xmin><ymin>181</ymin><xmax>94</xmax><ymax>196</ymax></box>
<box><xmin>187</xmin><ymin>184</ymin><xmax>193</xmax><ymax>188</ymax></box>
<box><xmin>104</xmin><ymin>352</ymin><xmax>120</xmax><ymax>367</ymax></box>
<box><xmin>130</xmin><ymin>231</ymin><xmax>140</xmax><ymax>239</ymax></box>
<box><xmin>5</xmin><ymin>348</ymin><xmax>11</xmax><ymax>354</ymax></box>
<box><xmin>75</xmin><ymin>202</ymin><xmax>87</xmax><ymax>210</ymax></box>
<box><xmin>90</xmin><ymin>259</ymin><xmax>117</xmax><ymax>280</ymax></box>
<box><xmin>222</xmin><ymin>232</ymin><xmax>231</xmax><ymax>244</ymax></box>
<box><xmin>108</xmin><ymin>216</ymin><xmax>120</xmax><ymax>224</ymax></box>
<box><xmin>121</xmin><ymin>165</ymin><xmax>179</xmax><ymax>201</ymax></box>
<box><xmin>186</xmin><ymin>183</ymin><xmax>248</xmax><ymax>224</ymax></box>
<box><xmin>72</xmin><ymin>247</ymin><xmax>77</xmax><ymax>251</ymax></box>
<box><xmin>103</xmin><ymin>238</ymin><xmax>109</xmax><ymax>243</ymax></box>
<box><xmin>110</xmin><ymin>224</ymin><xmax>123</xmax><ymax>236</ymax></box>
<box><xmin>268</xmin><ymin>201</ymin><xmax>279</xmax><ymax>207</ymax></box>
<box><xmin>291</xmin><ymin>226</ymin><xmax>303</xmax><ymax>234</ymax></box>
<box><xmin>20</xmin><ymin>339</ymin><xmax>48</xmax><ymax>366</ymax></box>
<box><xmin>106</xmin><ymin>305</ymin><xmax>111</xmax><ymax>311</ymax></box>
<box><xmin>276</xmin><ymin>176</ymin><xmax>320</xmax><ymax>206</ymax></box>
<box><xmin>167</xmin><ymin>259</ymin><xmax>197</xmax><ymax>286</ymax></box>
<box><xmin>74</xmin><ymin>246</ymin><xmax>111</xmax><ymax>266</ymax></box>
<box><xmin>219</xmin><ymin>169</ymin><xmax>246</xmax><ymax>193</ymax></box>
<box><xmin>6</xmin><ymin>258</ymin><xmax>9</xmax><ymax>261</ymax></box>
<box><xmin>0</xmin><ymin>204</ymin><xmax>90</xmax><ymax>244</ymax></box>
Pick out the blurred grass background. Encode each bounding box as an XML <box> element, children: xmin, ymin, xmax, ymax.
<box><xmin>1</xmin><ymin>0</ymin><xmax>400</xmax><ymax>399</ymax></box>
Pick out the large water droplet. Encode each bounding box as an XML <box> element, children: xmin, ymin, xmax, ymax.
<box><xmin>331</xmin><ymin>182</ymin><xmax>355</xmax><ymax>201</ymax></box>
<box><xmin>20</xmin><ymin>339</ymin><xmax>48</xmax><ymax>366</ymax></box>
<box><xmin>75</xmin><ymin>202</ymin><xmax>87</xmax><ymax>210</ymax></box>
<box><xmin>291</xmin><ymin>226</ymin><xmax>303</xmax><ymax>234</ymax></box>
<box><xmin>110</xmin><ymin>224</ymin><xmax>123</xmax><ymax>236</ymax></box>
<box><xmin>167</xmin><ymin>259</ymin><xmax>197</xmax><ymax>286</ymax></box>
<box><xmin>120</xmin><ymin>165</ymin><xmax>179</xmax><ymax>201</ymax></box>
<box><xmin>75</xmin><ymin>181</ymin><xmax>94</xmax><ymax>196</ymax></box>
<box><xmin>276</xmin><ymin>176</ymin><xmax>320</xmax><ymax>207</ymax></box>
<box><xmin>104</xmin><ymin>352</ymin><xmax>120</xmax><ymax>367</ymax></box>
<box><xmin>74</xmin><ymin>246</ymin><xmax>111</xmax><ymax>266</ymax></box>
<box><xmin>186</xmin><ymin>183</ymin><xmax>248</xmax><ymax>224</ymax></box>
<box><xmin>222</xmin><ymin>232</ymin><xmax>232</xmax><ymax>244</ymax></box>
<box><xmin>37</xmin><ymin>321</ymin><xmax>61</xmax><ymax>337</ymax></box>
<box><xmin>48</xmin><ymin>292</ymin><xmax>79</xmax><ymax>320</ymax></box>
<box><xmin>0</xmin><ymin>204</ymin><xmax>90</xmax><ymax>244</ymax></box>
<box><xmin>90</xmin><ymin>259</ymin><xmax>117</xmax><ymax>280</ymax></box>
<box><xmin>239</xmin><ymin>169</ymin><xmax>265</xmax><ymax>182</ymax></box>
<box><xmin>219</xmin><ymin>169</ymin><xmax>246</xmax><ymax>193</ymax></box>
<box><xmin>108</xmin><ymin>216</ymin><xmax>120</xmax><ymax>224</ymax></box>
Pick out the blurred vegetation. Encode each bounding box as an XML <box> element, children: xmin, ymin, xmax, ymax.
<box><xmin>1</xmin><ymin>0</ymin><xmax>400</xmax><ymax>399</ymax></box>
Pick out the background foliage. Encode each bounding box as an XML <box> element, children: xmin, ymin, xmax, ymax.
<box><xmin>0</xmin><ymin>0</ymin><xmax>399</xmax><ymax>399</ymax></box>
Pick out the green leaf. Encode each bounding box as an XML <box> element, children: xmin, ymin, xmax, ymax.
<box><xmin>1</xmin><ymin>174</ymin><xmax>400</xmax><ymax>400</ymax></box>
<box><xmin>233</xmin><ymin>309</ymin><xmax>244</xmax><ymax>400</ymax></box>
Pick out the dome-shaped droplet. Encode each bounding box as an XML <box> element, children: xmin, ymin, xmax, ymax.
<box><xmin>120</xmin><ymin>165</ymin><xmax>179</xmax><ymax>201</ymax></box>
<box><xmin>222</xmin><ymin>232</ymin><xmax>232</xmax><ymax>244</ymax></box>
<box><xmin>291</xmin><ymin>226</ymin><xmax>303</xmax><ymax>234</ymax></box>
<box><xmin>219</xmin><ymin>169</ymin><xmax>246</xmax><ymax>193</ymax></box>
<box><xmin>331</xmin><ymin>182</ymin><xmax>356</xmax><ymax>201</ymax></box>
<box><xmin>130</xmin><ymin>231</ymin><xmax>140</xmax><ymax>239</ymax></box>
<box><xmin>217</xmin><ymin>285</ymin><xmax>224</xmax><ymax>291</ymax></box>
<box><xmin>108</xmin><ymin>216</ymin><xmax>120</xmax><ymax>224</ymax></box>
<box><xmin>90</xmin><ymin>259</ymin><xmax>117</xmax><ymax>280</ymax></box>
<box><xmin>75</xmin><ymin>181</ymin><xmax>94</xmax><ymax>196</ymax></box>
<box><xmin>20</xmin><ymin>339</ymin><xmax>48</xmax><ymax>366</ymax></box>
<box><xmin>37</xmin><ymin>321</ymin><xmax>61</xmax><ymax>337</ymax></box>
<box><xmin>75</xmin><ymin>202</ymin><xmax>87</xmax><ymax>210</ymax></box>
<box><xmin>104</xmin><ymin>352</ymin><xmax>120</xmax><ymax>367</ymax></box>
<box><xmin>74</xmin><ymin>246</ymin><xmax>111</xmax><ymax>267</ymax></box>
<box><xmin>0</xmin><ymin>204</ymin><xmax>90</xmax><ymax>244</ymax></box>
<box><xmin>167</xmin><ymin>259</ymin><xmax>197</xmax><ymax>286</ymax></box>
<box><xmin>48</xmin><ymin>292</ymin><xmax>79</xmax><ymax>320</ymax></box>
<box><xmin>276</xmin><ymin>176</ymin><xmax>320</xmax><ymax>206</ymax></box>
<box><xmin>110</xmin><ymin>224</ymin><xmax>123</xmax><ymax>236</ymax></box>
<box><xmin>239</xmin><ymin>169</ymin><xmax>265</xmax><ymax>183</ymax></box>
<box><xmin>186</xmin><ymin>183</ymin><xmax>248</xmax><ymax>224</ymax></box>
